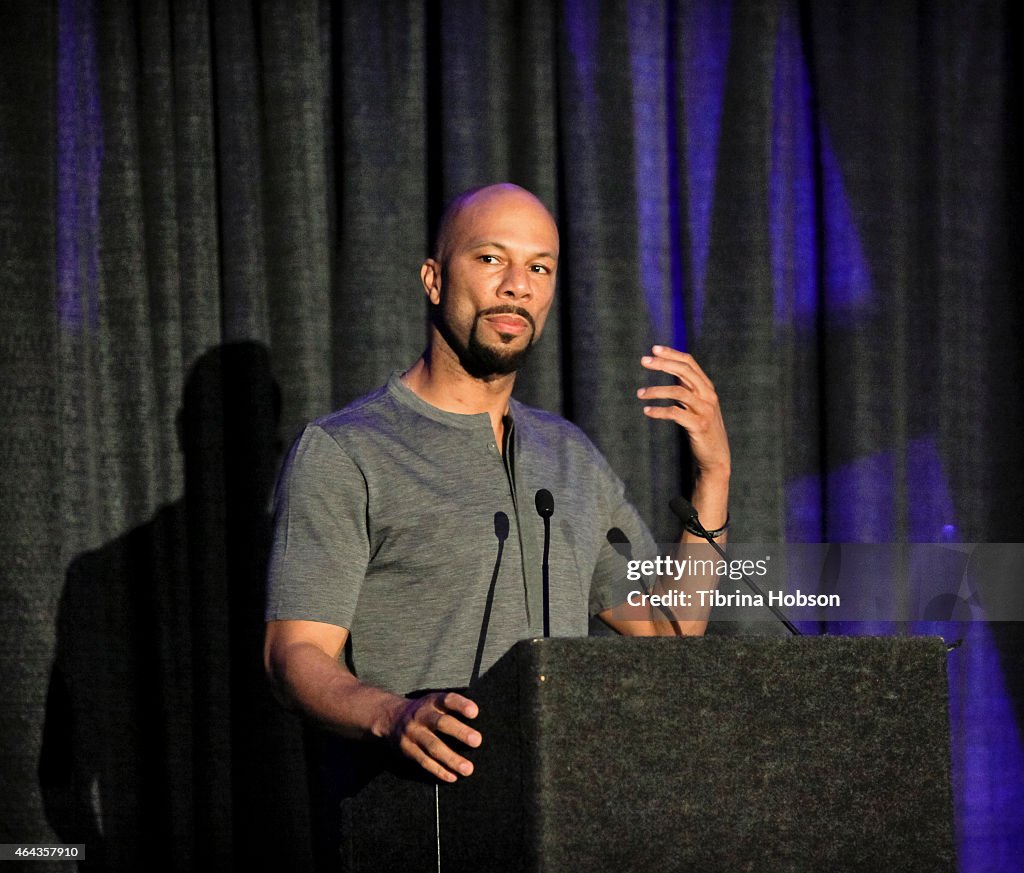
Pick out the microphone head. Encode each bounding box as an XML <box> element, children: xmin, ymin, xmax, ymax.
<box><xmin>535</xmin><ymin>488</ymin><xmax>554</xmax><ymax>519</ymax></box>
<box><xmin>606</xmin><ymin>526</ymin><xmax>632</xmax><ymax>558</ymax></box>
<box><xmin>669</xmin><ymin>496</ymin><xmax>698</xmax><ymax>524</ymax></box>
<box><xmin>606</xmin><ymin>526</ymin><xmax>628</xmax><ymax>546</ymax></box>
<box><xmin>493</xmin><ymin>510</ymin><xmax>510</xmax><ymax>542</ymax></box>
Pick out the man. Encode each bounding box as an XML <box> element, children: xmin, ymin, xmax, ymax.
<box><xmin>264</xmin><ymin>183</ymin><xmax>730</xmax><ymax>785</ymax></box>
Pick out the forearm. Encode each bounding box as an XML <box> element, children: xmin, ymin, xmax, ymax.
<box><xmin>266</xmin><ymin>629</ymin><xmax>482</xmax><ymax>781</ymax></box>
<box><xmin>267</xmin><ymin>639</ymin><xmax>401</xmax><ymax>742</ymax></box>
<box><xmin>602</xmin><ymin>472</ymin><xmax>731</xmax><ymax>637</ymax></box>
<box><xmin>669</xmin><ymin>468</ymin><xmax>730</xmax><ymax>633</ymax></box>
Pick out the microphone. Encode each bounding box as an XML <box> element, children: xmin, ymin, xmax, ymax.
<box><xmin>669</xmin><ymin>496</ymin><xmax>699</xmax><ymax>530</ymax></box>
<box><xmin>606</xmin><ymin>527</ymin><xmax>632</xmax><ymax>559</ymax></box>
<box><xmin>671</xmin><ymin>497</ymin><xmax>801</xmax><ymax>636</ymax></box>
<box><xmin>535</xmin><ymin>489</ymin><xmax>554</xmax><ymax>637</ymax></box>
<box><xmin>607</xmin><ymin>527</ymin><xmax>673</xmax><ymax>621</ymax></box>
<box><xmin>494</xmin><ymin>510</ymin><xmax>511</xmax><ymax>542</ymax></box>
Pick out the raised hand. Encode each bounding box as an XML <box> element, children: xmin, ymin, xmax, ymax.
<box><xmin>637</xmin><ymin>345</ymin><xmax>730</xmax><ymax>481</ymax></box>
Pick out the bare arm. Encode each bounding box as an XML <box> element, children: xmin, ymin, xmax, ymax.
<box><xmin>264</xmin><ymin>619</ymin><xmax>481</xmax><ymax>781</ymax></box>
<box><xmin>599</xmin><ymin>346</ymin><xmax>731</xmax><ymax>637</ymax></box>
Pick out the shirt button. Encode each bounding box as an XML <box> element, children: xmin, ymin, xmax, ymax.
<box><xmin>488</xmin><ymin>442</ymin><xmax>496</xmax><ymax>450</ymax></box>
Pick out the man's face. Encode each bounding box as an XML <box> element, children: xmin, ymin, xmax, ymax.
<box><xmin>422</xmin><ymin>186</ymin><xmax>559</xmax><ymax>378</ymax></box>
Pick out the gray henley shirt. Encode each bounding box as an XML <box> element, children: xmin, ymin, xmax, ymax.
<box><xmin>266</xmin><ymin>372</ymin><xmax>656</xmax><ymax>694</ymax></box>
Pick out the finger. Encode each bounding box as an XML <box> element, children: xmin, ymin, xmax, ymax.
<box><xmin>413</xmin><ymin>730</ymin><xmax>476</xmax><ymax>779</ymax></box>
<box><xmin>439</xmin><ymin>691</ymin><xmax>479</xmax><ymax>720</ymax></box>
<box><xmin>434</xmin><ymin>712</ymin><xmax>482</xmax><ymax>748</ymax></box>
<box><xmin>648</xmin><ymin>344</ymin><xmax>692</xmax><ymax>363</ymax></box>
<box><xmin>640</xmin><ymin>356</ymin><xmax>705</xmax><ymax>393</ymax></box>
<box><xmin>636</xmin><ymin>385</ymin><xmax>710</xmax><ymax>410</ymax></box>
<box><xmin>641</xmin><ymin>404</ymin><xmax>702</xmax><ymax>427</ymax></box>
<box><xmin>403</xmin><ymin>732</ymin><xmax>475</xmax><ymax>781</ymax></box>
<box><xmin>642</xmin><ymin>347</ymin><xmax>715</xmax><ymax>393</ymax></box>
<box><xmin>422</xmin><ymin>732</ymin><xmax>475</xmax><ymax>777</ymax></box>
<box><xmin>431</xmin><ymin>693</ymin><xmax>482</xmax><ymax>744</ymax></box>
<box><xmin>637</xmin><ymin>390</ymin><xmax>716</xmax><ymax>424</ymax></box>
<box><xmin>399</xmin><ymin>714</ymin><xmax>476</xmax><ymax>778</ymax></box>
<box><xmin>650</xmin><ymin>345</ymin><xmax>712</xmax><ymax>383</ymax></box>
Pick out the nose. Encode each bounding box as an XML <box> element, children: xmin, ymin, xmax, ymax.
<box><xmin>499</xmin><ymin>263</ymin><xmax>531</xmax><ymax>299</ymax></box>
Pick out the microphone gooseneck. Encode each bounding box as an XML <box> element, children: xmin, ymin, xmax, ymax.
<box><xmin>471</xmin><ymin>511</ymin><xmax>510</xmax><ymax>684</ymax></box>
<box><xmin>535</xmin><ymin>489</ymin><xmax>554</xmax><ymax>637</ymax></box>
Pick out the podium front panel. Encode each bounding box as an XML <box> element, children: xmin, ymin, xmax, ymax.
<box><xmin>333</xmin><ymin>636</ymin><xmax>954</xmax><ymax>872</ymax></box>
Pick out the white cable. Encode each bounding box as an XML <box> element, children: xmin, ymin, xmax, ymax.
<box><xmin>435</xmin><ymin>783</ymin><xmax>441</xmax><ymax>872</ymax></box>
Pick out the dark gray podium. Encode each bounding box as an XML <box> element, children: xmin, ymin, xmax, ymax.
<box><xmin>317</xmin><ymin>636</ymin><xmax>955</xmax><ymax>872</ymax></box>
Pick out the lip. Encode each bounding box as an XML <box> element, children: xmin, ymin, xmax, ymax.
<box><xmin>483</xmin><ymin>315</ymin><xmax>530</xmax><ymax>336</ymax></box>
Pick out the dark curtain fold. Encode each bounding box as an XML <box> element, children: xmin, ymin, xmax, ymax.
<box><xmin>1</xmin><ymin>1</ymin><xmax>1021</xmax><ymax>870</ymax></box>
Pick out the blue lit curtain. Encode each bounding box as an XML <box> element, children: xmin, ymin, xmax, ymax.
<box><xmin>1</xmin><ymin>0</ymin><xmax>1021</xmax><ymax>869</ymax></box>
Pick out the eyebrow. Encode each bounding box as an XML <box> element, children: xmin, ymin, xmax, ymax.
<box><xmin>467</xmin><ymin>240</ymin><xmax>558</xmax><ymax>260</ymax></box>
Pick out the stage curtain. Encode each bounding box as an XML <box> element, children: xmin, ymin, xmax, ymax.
<box><xmin>1</xmin><ymin>1</ymin><xmax>1020</xmax><ymax>869</ymax></box>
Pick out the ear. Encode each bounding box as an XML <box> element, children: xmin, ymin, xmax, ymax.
<box><xmin>420</xmin><ymin>258</ymin><xmax>442</xmax><ymax>306</ymax></box>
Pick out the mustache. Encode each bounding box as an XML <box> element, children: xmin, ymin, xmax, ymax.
<box><xmin>476</xmin><ymin>305</ymin><xmax>536</xmax><ymax>330</ymax></box>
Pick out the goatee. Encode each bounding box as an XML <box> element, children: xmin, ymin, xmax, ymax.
<box><xmin>430</xmin><ymin>303</ymin><xmax>537</xmax><ymax>378</ymax></box>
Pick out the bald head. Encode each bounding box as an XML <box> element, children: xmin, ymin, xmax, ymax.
<box><xmin>433</xmin><ymin>183</ymin><xmax>559</xmax><ymax>267</ymax></box>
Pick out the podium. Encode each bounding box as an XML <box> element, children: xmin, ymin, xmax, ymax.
<box><xmin>321</xmin><ymin>636</ymin><xmax>955</xmax><ymax>872</ymax></box>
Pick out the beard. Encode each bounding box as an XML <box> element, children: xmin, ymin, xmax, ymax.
<box><xmin>430</xmin><ymin>302</ymin><xmax>537</xmax><ymax>379</ymax></box>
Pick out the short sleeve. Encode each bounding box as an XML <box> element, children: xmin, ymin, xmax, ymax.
<box><xmin>586</xmin><ymin>451</ymin><xmax>659</xmax><ymax>615</ymax></box>
<box><xmin>265</xmin><ymin>424</ymin><xmax>370</xmax><ymax>628</ymax></box>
